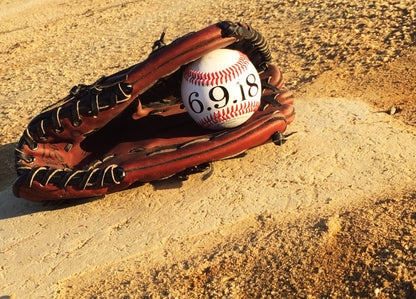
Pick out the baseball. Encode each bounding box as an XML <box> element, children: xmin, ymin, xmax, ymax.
<box><xmin>181</xmin><ymin>48</ymin><xmax>262</xmax><ymax>130</ymax></box>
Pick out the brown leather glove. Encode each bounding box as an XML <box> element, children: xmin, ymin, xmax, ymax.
<box><xmin>13</xmin><ymin>21</ymin><xmax>295</xmax><ymax>201</ymax></box>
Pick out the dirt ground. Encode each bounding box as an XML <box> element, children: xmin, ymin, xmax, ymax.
<box><xmin>1</xmin><ymin>0</ymin><xmax>416</xmax><ymax>298</ymax></box>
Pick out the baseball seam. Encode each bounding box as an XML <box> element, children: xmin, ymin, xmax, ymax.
<box><xmin>184</xmin><ymin>52</ymin><xmax>250</xmax><ymax>86</ymax></box>
<box><xmin>198</xmin><ymin>100</ymin><xmax>260</xmax><ymax>128</ymax></box>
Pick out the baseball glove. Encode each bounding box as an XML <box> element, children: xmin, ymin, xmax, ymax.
<box><xmin>13</xmin><ymin>21</ymin><xmax>295</xmax><ymax>202</ymax></box>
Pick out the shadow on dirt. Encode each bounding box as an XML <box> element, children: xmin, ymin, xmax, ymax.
<box><xmin>0</xmin><ymin>187</ymin><xmax>102</xmax><ymax>221</ymax></box>
<box><xmin>0</xmin><ymin>142</ymin><xmax>17</xmax><ymax>191</ymax></box>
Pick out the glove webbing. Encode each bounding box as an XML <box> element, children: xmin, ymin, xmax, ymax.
<box><xmin>219</xmin><ymin>21</ymin><xmax>272</xmax><ymax>72</ymax></box>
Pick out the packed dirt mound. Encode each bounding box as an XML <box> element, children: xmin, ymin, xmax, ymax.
<box><xmin>2</xmin><ymin>97</ymin><xmax>416</xmax><ymax>297</ymax></box>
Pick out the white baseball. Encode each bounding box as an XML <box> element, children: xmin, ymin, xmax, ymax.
<box><xmin>181</xmin><ymin>48</ymin><xmax>262</xmax><ymax>130</ymax></box>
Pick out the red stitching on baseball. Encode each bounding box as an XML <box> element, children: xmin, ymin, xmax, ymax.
<box><xmin>183</xmin><ymin>51</ymin><xmax>250</xmax><ymax>86</ymax></box>
<box><xmin>198</xmin><ymin>100</ymin><xmax>260</xmax><ymax>128</ymax></box>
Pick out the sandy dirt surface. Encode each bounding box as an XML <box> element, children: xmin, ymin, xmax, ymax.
<box><xmin>1</xmin><ymin>0</ymin><xmax>416</xmax><ymax>298</ymax></box>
